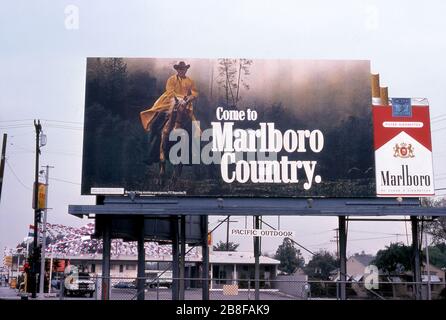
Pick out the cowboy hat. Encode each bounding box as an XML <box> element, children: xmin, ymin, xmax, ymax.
<box><xmin>173</xmin><ymin>61</ymin><xmax>190</xmax><ymax>70</ymax></box>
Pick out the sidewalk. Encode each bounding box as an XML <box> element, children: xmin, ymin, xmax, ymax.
<box><xmin>0</xmin><ymin>286</ymin><xmax>21</xmax><ymax>300</ymax></box>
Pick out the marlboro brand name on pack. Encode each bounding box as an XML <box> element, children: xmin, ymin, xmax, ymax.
<box><xmin>373</xmin><ymin>98</ymin><xmax>434</xmax><ymax>197</ymax></box>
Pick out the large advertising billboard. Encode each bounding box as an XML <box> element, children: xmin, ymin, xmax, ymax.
<box><xmin>82</xmin><ymin>58</ymin><xmax>375</xmax><ymax>197</ymax></box>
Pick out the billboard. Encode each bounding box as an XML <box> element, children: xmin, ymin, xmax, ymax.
<box><xmin>373</xmin><ymin>98</ymin><xmax>434</xmax><ymax>196</ymax></box>
<box><xmin>82</xmin><ymin>58</ymin><xmax>375</xmax><ymax>197</ymax></box>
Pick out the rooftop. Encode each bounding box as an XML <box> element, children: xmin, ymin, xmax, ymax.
<box><xmin>350</xmin><ymin>254</ymin><xmax>375</xmax><ymax>267</ymax></box>
<box><xmin>7</xmin><ymin>223</ymin><xmax>279</xmax><ymax>265</ymax></box>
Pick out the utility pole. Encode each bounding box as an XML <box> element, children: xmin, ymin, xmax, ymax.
<box><xmin>0</xmin><ymin>133</ymin><xmax>7</xmax><ymax>202</ymax></box>
<box><xmin>31</xmin><ymin>119</ymin><xmax>42</xmax><ymax>298</ymax></box>
<box><xmin>331</xmin><ymin>228</ymin><xmax>339</xmax><ymax>257</ymax></box>
<box><xmin>217</xmin><ymin>216</ymin><xmax>237</xmax><ymax>251</ymax></box>
<box><xmin>39</xmin><ymin>165</ymin><xmax>53</xmax><ymax>296</ymax></box>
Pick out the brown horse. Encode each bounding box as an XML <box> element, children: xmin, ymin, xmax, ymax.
<box><xmin>159</xmin><ymin>96</ymin><xmax>193</xmax><ymax>186</ymax></box>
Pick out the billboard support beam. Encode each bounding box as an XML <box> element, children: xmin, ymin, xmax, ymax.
<box><xmin>137</xmin><ymin>217</ymin><xmax>145</xmax><ymax>301</ymax></box>
<box><xmin>338</xmin><ymin>216</ymin><xmax>347</xmax><ymax>300</ymax></box>
<box><xmin>101</xmin><ymin>217</ymin><xmax>111</xmax><ymax>300</ymax></box>
<box><xmin>254</xmin><ymin>215</ymin><xmax>260</xmax><ymax>300</ymax></box>
<box><xmin>179</xmin><ymin>215</ymin><xmax>186</xmax><ymax>300</ymax></box>
<box><xmin>69</xmin><ymin>197</ymin><xmax>445</xmax><ymax>218</ymax></box>
<box><xmin>201</xmin><ymin>215</ymin><xmax>209</xmax><ymax>300</ymax></box>
<box><xmin>171</xmin><ymin>216</ymin><xmax>179</xmax><ymax>300</ymax></box>
<box><xmin>411</xmin><ymin>216</ymin><xmax>422</xmax><ymax>300</ymax></box>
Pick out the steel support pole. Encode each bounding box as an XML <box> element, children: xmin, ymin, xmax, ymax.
<box><xmin>411</xmin><ymin>216</ymin><xmax>422</xmax><ymax>300</ymax></box>
<box><xmin>171</xmin><ymin>216</ymin><xmax>180</xmax><ymax>300</ymax></box>
<box><xmin>226</xmin><ymin>215</ymin><xmax>230</xmax><ymax>251</ymax></box>
<box><xmin>137</xmin><ymin>217</ymin><xmax>145</xmax><ymax>300</ymax></box>
<box><xmin>179</xmin><ymin>215</ymin><xmax>186</xmax><ymax>300</ymax></box>
<box><xmin>425</xmin><ymin>231</ymin><xmax>431</xmax><ymax>300</ymax></box>
<box><xmin>201</xmin><ymin>215</ymin><xmax>209</xmax><ymax>300</ymax></box>
<box><xmin>48</xmin><ymin>249</ymin><xmax>53</xmax><ymax>294</ymax></box>
<box><xmin>101</xmin><ymin>218</ymin><xmax>111</xmax><ymax>300</ymax></box>
<box><xmin>338</xmin><ymin>216</ymin><xmax>347</xmax><ymax>300</ymax></box>
<box><xmin>254</xmin><ymin>215</ymin><xmax>260</xmax><ymax>300</ymax></box>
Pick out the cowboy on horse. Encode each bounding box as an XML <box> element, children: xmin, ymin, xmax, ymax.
<box><xmin>140</xmin><ymin>61</ymin><xmax>200</xmax><ymax>184</ymax></box>
<box><xmin>140</xmin><ymin>61</ymin><xmax>199</xmax><ymax>133</ymax></box>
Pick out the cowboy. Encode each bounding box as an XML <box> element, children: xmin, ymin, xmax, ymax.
<box><xmin>140</xmin><ymin>61</ymin><xmax>199</xmax><ymax>132</ymax></box>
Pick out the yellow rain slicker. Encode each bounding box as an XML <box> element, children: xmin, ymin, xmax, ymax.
<box><xmin>140</xmin><ymin>75</ymin><xmax>199</xmax><ymax>131</ymax></box>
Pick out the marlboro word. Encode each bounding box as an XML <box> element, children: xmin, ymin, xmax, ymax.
<box><xmin>231</xmin><ymin>228</ymin><xmax>295</xmax><ymax>238</ymax></box>
<box><xmin>373</xmin><ymin>98</ymin><xmax>434</xmax><ymax>196</ymax></box>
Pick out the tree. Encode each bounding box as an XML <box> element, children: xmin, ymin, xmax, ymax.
<box><xmin>422</xmin><ymin>197</ymin><xmax>446</xmax><ymax>244</ymax></box>
<box><xmin>373</xmin><ymin>242</ymin><xmax>414</xmax><ymax>274</ymax></box>
<box><xmin>428</xmin><ymin>243</ymin><xmax>446</xmax><ymax>268</ymax></box>
<box><xmin>213</xmin><ymin>241</ymin><xmax>239</xmax><ymax>251</ymax></box>
<box><xmin>217</xmin><ymin>58</ymin><xmax>252</xmax><ymax>108</ymax></box>
<box><xmin>274</xmin><ymin>238</ymin><xmax>305</xmax><ymax>274</ymax></box>
<box><xmin>304</xmin><ymin>250</ymin><xmax>338</xmax><ymax>280</ymax></box>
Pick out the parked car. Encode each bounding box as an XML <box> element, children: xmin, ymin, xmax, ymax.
<box><xmin>51</xmin><ymin>279</ymin><xmax>61</xmax><ymax>290</ymax></box>
<box><xmin>113</xmin><ymin>281</ymin><xmax>136</xmax><ymax>289</ymax></box>
<box><xmin>145</xmin><ymin>270</ymin><xmax>172</xmax><ymax>288</ymax></box>
<box><xmin>64</xmin><ymin>272</ymin><xmax>96</xmax><ymax>297</ymax></box>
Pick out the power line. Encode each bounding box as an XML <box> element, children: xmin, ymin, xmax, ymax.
<box><xmin>8</xmin><ymin>131</ymin><xmax>35</xmax><ymax>138</ymax></box>
<box><xmin>348</xmin><ymin>235</ymin><xmax>398</xmax><ymax>242</ymax></box>
<box><xmin>0</xmin><ymin>119</ymin><xmax>83</xmax><ymax>125</ymax></box>
<box><xmin>435</xmin><ymin>172</ymin><xmax>446</xmax><ymax>177</ymax></box>
<box><xmin>45</xmin><ymin>123</ymin><xmax>83</xmax><ymax>128</ymax></box>
<box><xmin>432</xmin><ymin>127</ymin><xmax>446</xmax><ymax>132</ymax></box>
<box><xmin>10</xmin><ymin>145</ymin><xmax>34</xmax><ymax>153</ymax></box>
<box><xmin>349</xmin><ymin>229</ymin><xmax>406</xmax><ymax>236</ymax></box>
<box><xmin>45</xmin><ymin>150</ymin><xmax>82</xmax><ymax>157</ymax></box>
<box><xmin>45</xmin><ymin>125</ymin><xmax>83</xmax><ymax>131</ymax></box>
<box><xmin>431</xmin><ymin>113</ymin><xmax>446</xmax><ymax>120</ymax></box>
<box><xmin>10</xmin><ymin>142</ymin><xmax>82</xmax><ymax>157</ymax></box>
<box><xmin>41</xmin><ymin>119</ymin><xmax>83</xmax><ymax>125</ymax></box>
<box><xmin>5</xmin><ymin>159</ymin><xmax>31</xmax><ymax>191</ymax></box>
<box><xmin>298</xmin><ymin>230</ymin><xmax>334</xmax><ymax>237</ymax></box>
<box><xmin>0</xmin><ymin>125</ymin><xmax>33</xmax><ymax>129</ymax></box>
<box><xmin>259</xmin><ymin>217</ymin><xmax>315</xmax><ymax>255</ymax></box>
<box><xmin>432</xmin><ymin>117</ymin><xmax>446</xmax><ymax>122</ymax></box>
<box><xmin>49</xmin><ymin>177</ymin><xmax>81</xmax><ymax>185</ymax></box>
<box><xmin>0</xmin><ymin>119</ymin><xmax>34</xmax><ymax>123</ymax></box>
<box><xmin>307</xmin><ymin>233</ymin><xmax>403</xmax><ymax>248</ymax></box>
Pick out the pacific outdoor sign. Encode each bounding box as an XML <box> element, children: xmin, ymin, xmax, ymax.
<box><xmin>231</xmin><ymin>228</ymin><xmax>295</xmax><ymax>238</ymax></box>
<box><xmin>82</xmin><ymin>58</ymin><xmax>374</xmax><ymax>197</ymax></box>
<box><xmin>373</xmin><ymin>98</ymin><xmax>434</xmax><ymax>196</ymax></box>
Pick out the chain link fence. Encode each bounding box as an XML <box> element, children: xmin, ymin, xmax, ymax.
<box><xmin>48</xmin><ymin>275</ymin><xmax>446</xmax><ymax>300</ymax></box>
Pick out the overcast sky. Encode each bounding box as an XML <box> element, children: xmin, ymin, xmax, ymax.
<box><xmin>1</xmin><ymin>0</ymin><xmax>446</xmax><ymax>263</ymax></box>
